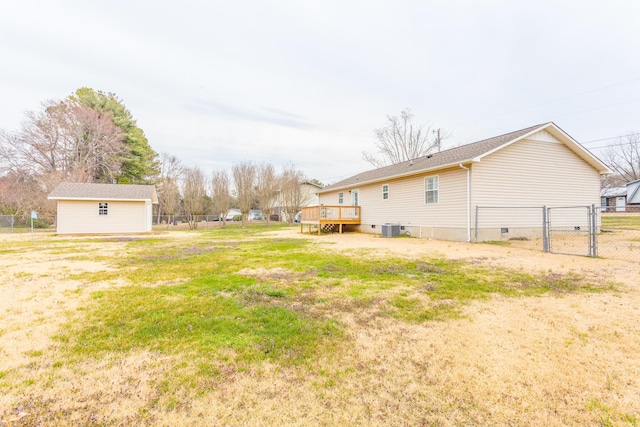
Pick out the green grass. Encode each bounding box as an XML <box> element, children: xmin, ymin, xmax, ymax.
<box><xmin>60</xmin><ymin>227</ymin><xmax>610</xmax><ymax>362</ymax></box>
<box><xmin>601</xmin><ymin>214</ymin><xmax>640</xmax><ymax>230</ymax></box>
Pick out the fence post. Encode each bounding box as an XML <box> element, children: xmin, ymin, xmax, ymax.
<box><xmin>474</xmin><ymin>205</ymin><xmax>479</xmax><ymax>243</ymax></box>
<box><xmin>590</xmin><ymin>204</ymin><xmax>598</xmax><ymax>258</ymax></box>
<box><xmin>542</xmin><ymin>206</ymin><xmax>549</xmax><ymax>253</ymax></box>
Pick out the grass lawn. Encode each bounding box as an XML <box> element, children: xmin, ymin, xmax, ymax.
<box><xmin>0</xmin><ymin>224</ymin><xmax>635</xmax><ymax>426</ymax></box>
<box><xmin>601</xmin><ymin>213</ymin><xmax>640</xmax><ymax>230</ymax></box>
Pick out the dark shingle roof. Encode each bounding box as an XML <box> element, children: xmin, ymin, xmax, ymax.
<box><xmin>320</xmin><ymin>123</ymin><xmax>548</xmax><ymax>192</ymax></box>
<box><xmin>48</xmin><ymin>183</ymin><xmax>157</xmax><ymax>202</ymax></box>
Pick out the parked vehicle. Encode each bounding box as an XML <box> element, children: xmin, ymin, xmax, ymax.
<box><xmin>249</xmin><ymin>209</ymin><xmax>264</xmax><ymax>221</ymax></box>
<box><xmin>294</xmin><ymin>211</ymin><xmax>302</xmax><ymax>223</ymax></box>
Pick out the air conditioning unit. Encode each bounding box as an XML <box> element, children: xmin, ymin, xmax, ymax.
<box><xmin>381</xmin><ymin>223</ymin><xmax>400</xmax><ymax>237</ymax></box>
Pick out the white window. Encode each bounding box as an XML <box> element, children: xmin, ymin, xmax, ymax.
<box><xmin>99</xmin><ymin>202</ymin><xmax>109</xmax><ymax>215</ymax></box>
<box><xmin>425</xmin><ymin>176</ymin><xmax>439</xmax><ymax>204</ymax></box>
<box><xmin>382</xmin><ymin>184</ymin><xmax>389</xmax><ymax>200</ymax></box>
<box><xmin>338</xmin><ymin>192</ymin><xmax>344</xmax><ymax>204</ymax></box>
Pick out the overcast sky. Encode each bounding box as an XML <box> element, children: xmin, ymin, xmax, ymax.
<box><xmin>1</xmin><ymin>0</ymin><xmax>639</xmax><ymax>184</ymax></box>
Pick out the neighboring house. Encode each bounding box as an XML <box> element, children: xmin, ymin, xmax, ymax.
<box><xmin>48</xmin><ymin>182</ymin><xmax>158</xmax><ymax>234</ymax></box>
<box><xmin>601</xmin><ymin>180</ymin><xmax>640</xmax><ymax>212</ymax></box>
<box><xmin>600</xmin><ymin>186</ymin><xmax>627</xmax><ymax>212</ymax></box>
<box><xmin>626</xmin><ymin>179</ymin><xmax>640</xmax><ymax>206</ymax></box>
<box><xmin>316</xmin><ymin>122</ymin><xmax>610</xmax><ymax>242</ymax></box>
<box><xmin>271</xmin><ymin>181</ymin><xmax>323</xmax><ymax>221</ymax></box>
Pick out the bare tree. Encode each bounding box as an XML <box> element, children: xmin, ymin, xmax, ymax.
<box><xmin>0</xmin><ymin>99</ymin><xmax>126</xmax><ymax>220</ymax></box>
<box><xmin>182</xmin><ymin>166</ymin><xmax>207</xmax><ymax>230</ymax></box>
<box><xmin>157</xmin><ymin>153</ymin><xmax>183</xmax><ymax>224</ymax></box>
<box><xmin>362</xmin><ymin>109</ymin><xmax>449</xmax><ymax>168</ymax></box>
<box><xmin>255</xmin><ymin>162</ymin><xmax>279</xmax><ymax>226</ymax></box>
<box><xmin>0</xmin><ymin>100</ymin><xmax>125</xmax><ymax>182</ymax></box>
<box><xmin>211</xmin><ymin>168</ymin><xmax>233</xmax><ymax>228</ymax></box>
<box><xmin>232</xmin><ymin>162</ymin><xmax>256</xmax><ymax>229</ymax></box>
<box><xmin>279</xmin><ymin>164</ymin><xmax>309</xmax><ymax>225</ymax></box>
<box><xmin>604</xmin><ymin>133</ymin><xmax>640</xmax><ymax>184</ymax></box>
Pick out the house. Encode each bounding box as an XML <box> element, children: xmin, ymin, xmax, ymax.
<box><xmin>271</xmin><ymin>181</ymin><xmax>323</xmax><ymax>222</ymax></box>
<box><xmin>600</xmin><ymin>186</ymin><xmax>627</xmax><ymax>212</ymax></box>
<box><xmin>627</xmin><ymin>179</ymin><xmax>640</xmax><ymax>205</ymax></box>
<box><xmin>312</xmin><ymin>122</ymin><xmax>610</xmax><ymax>241</ymax></box>
<box><xmin>48</xmin><ymin>182</ymin><xmax>158</xmax><ymax>234</ymax></box>
<box><xmin>600</xmin><ymin>180</ymin><xmax>640</xmax><ymax>212</ymax></box>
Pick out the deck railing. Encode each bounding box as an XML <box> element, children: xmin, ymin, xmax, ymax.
<box><xmin>301</xmin><ymin>205</ymin><xmax>361</xmax><ymax>222</ymax></box>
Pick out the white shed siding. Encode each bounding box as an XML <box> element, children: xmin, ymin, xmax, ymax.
<box><xmin>56</xmin><ymin>200</ymin><xmax>148</xmax><ymax>234</ymax></box>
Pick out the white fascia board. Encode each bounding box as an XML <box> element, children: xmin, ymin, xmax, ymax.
<box><xmin>47</xmin><ymin>197</ymin><xmax>150</xmax><ymax>202</ymax></box>
<box><xmin>318</xmin><ymin>160</ymin><xmax>478</xmax><ymax>193</ymax></box>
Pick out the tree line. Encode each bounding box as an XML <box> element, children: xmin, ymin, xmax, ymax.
<box><xmin>159</xmin><ymin>156</ymin><xmax>312</xmax><ymax>229</ymax></box>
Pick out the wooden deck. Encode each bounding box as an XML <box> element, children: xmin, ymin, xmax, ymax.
<box><xmin>300</xmin><ymin>205</ymin><xmax>361</xmax><ymax>235</ymax></box>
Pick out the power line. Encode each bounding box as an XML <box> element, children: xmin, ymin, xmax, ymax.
<box><xmin>581</xmin><ymin>132</ymin><xmax>640</xmax><ymax>145</ymax></box>
<box><xmin>451</xmin><ymin>76</ymin><xmax>640</xmax><ymax>127</ymax></box>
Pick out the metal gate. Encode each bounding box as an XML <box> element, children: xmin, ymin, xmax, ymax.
<box><xmin>545</xmin><ymin>205</ymin><xmax>597</xmax><ymax>257</ymax></box>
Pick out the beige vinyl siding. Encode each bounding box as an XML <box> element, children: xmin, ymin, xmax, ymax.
<box><xmin>472</xmin><ymin>132</ymin><xmax>601</xmax><ymax>207</ymax></box>
<box><xmin>358</xmin><ymin>167</ymin><xmax>467</xmax><ymax>227</ymax></box>
<box><xmin>56</xmin><ymin>200</ymin><xmax>148</xmax><ymax>234</ymax></box>
<box><xmin>319</xmin><ymin>167</ymin><xmax>468</xmax><ymax>231</ymax></box>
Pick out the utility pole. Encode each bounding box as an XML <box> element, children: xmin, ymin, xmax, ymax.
<box><xmin>433</xmin><ymin>128</ymin><xmax>442</xmax><ymax>152</ymax></box>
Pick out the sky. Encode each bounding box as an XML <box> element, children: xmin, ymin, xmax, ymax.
<box><xmin>1</xmin><ymin>0</ymin><xmax>639</xmax><ymax>184</ymax></box>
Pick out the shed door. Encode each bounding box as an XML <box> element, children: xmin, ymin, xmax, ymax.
<box><xmin>616</xmin><ymin>197</ymin><xmax>626</xmax><ymax>212</ymax></box>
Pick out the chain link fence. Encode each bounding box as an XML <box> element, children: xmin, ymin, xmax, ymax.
<box><xmin>474</xmin><ymin>206</ymin><xmax>546</xmax><ymax>252</ymax></box>
<box><xmin>475</xmin><ymin>205</ymin><xmax>640</xmax><ymax>262</ymax></box>
<box><xmin>151</xmin><ymin>214</ymin><xmax>270</xmax><ymax>230</ymax></box>
<box><xmin>597</xmin><ymin>211</ymin><xmax>640</xmax><ymax>261</ymax></box>
<box><xmin>0</xmin><ymin>215</ymin><xmax>14</xmax><ymax>232</ymax></box>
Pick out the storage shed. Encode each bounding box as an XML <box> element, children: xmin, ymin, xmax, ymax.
<box><xmin>48</xmin><ymin>182</ymin><xmax>158</xmax><ymax>235</ymax></box>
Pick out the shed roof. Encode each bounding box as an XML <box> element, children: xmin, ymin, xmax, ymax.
<box><xmin>48</xmin><ymin>182</ymin><xmax>158</xmax><ymax>203</ymax></box>
<box><xmin>320</xmin><ymin>122</ymin><xmax>610</xmax><ymax>193</ymax></box>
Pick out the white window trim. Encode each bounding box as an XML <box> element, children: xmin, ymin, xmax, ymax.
<box><xmin>99</xmin><ymin>202</ymin><xmax>109</xmax><ymax>215</ymax></box>
<box><xmin>382</xmin><ymin>184</ymin><xmax>389</xmax><ymax>200</ymax></box>
<box><xmin>351</xmin><ymin>189</ymin><xmax>359</xmax><ymax>206</ymax></box>
<box><xmin>338</xmin><ymin>192</ymin><xmax>344</xmax><ymax>205</ymax></box>
<box><xmin>425</xmin><ymin>175</ymin><xmax>439</xmax><ymax>205</ymax></box>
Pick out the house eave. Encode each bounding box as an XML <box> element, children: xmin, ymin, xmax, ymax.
<box><xmin>48</xmin><ymin>197</ymin><xmax>156</xmax><ymax>203</ymax></box>
<box><xmin>318</xmin><ymin>159</ymin><xmax>478</xmax><ymax>193</ymax></box>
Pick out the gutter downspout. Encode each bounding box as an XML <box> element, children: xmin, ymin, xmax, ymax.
<box><xmin>459</xmin><ymin>164</ymin><xmax>471</xmax><ymax>242</ymax></box>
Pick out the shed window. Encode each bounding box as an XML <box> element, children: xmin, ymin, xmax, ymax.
<box><xmin>338</xmin><ymin>192</ymin><xmax>344</xmax><ymax>204</ymax></box>
<box><xmin>425</xmin><ymin>176</ymin><xmax>439</xmax><ymax>204</ymax></box>
<box><xmin>382</xmin><ymin>184</ymin><xmax>389</xmax><ymax>200</ymax></box>
<box><xmin>99</xmin><ymin>202</ymin><xmax>108</xmax><ymax>215</ymax></box>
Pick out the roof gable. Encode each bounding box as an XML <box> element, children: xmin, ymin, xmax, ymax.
<box><xmin>48</xmin><ymin>183</ymin><xmax>158</xmax><ymax>203</ymax></box>
<box><xmin>320</xmin><ymin>122</ymin><xmax>610</xmax><ymax>193</ymax></box>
